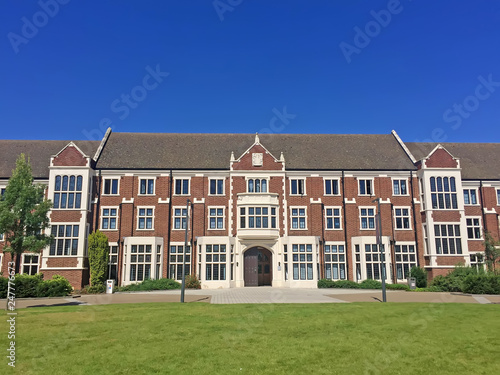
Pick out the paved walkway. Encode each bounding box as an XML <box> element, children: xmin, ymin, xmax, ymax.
<box><xmin>3</xmin><ymin>287</ymin><xmax>500</xmax><ymax>309</ymax></box>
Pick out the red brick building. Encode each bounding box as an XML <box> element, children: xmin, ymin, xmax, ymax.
<box><xmin>1</xmin><ymin>130</ymin><xmax>499</xmax><ymax>289</ymax></box>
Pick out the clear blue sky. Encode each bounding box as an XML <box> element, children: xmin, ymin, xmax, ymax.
<box><xmin>1</xmin><ymin>0</ymin><xmax>499</xmax><ymax>143</ymax></box>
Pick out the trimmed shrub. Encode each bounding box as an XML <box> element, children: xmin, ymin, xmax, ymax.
<box><xmin>13</xmin><ymin>273</ymin><xmax>44</xmax><ymax>298</ymax></box>
<box><xmin>35</xmin><ymin>275</ymin><xmax>72</xmax><ymax>297</ymax></box>
<box><xmin>386</xmin><ymin>283</ymin><xmax>410</xmax><ymax>291</ymax></box>
<box><xmin>318</xmin><ymin>279</ymin><xmax>411</xmax><ymax>291</ymax></box>
<box><xmin>317</xmin><ymin>279</ymin><xmax>360</xmax><ymax>288</ymax></box>
<box><xmin>409</xmin><ymin>266</ymin><xmax>427</xmax><ymax>288</ymax></box>
<box><xmin>118</xmin><ymin>278</ymin><xmax>181</xmax><ymax>292</ymax></box>
<box><xmin>430</xmin><ymin>266</ymin><xmax>482</xmax><ymax>292</ymax></box>
<box><xmin>84</xmin><ymin>284</ymin><xmax>106</xmax><ymax>294</ymax></box>
<box><xmin>360</xmin><ymin>279</ymin><xmax>382</xmax><ymax>289</ymax></box>
<box><xmin>318</xmin><ymin>279</ymin><xmax>335</xmax><ymax>288</ymax></box>
<box><xmin>462</xmin><ymin>274</ymin><xmax>500</xmax><ymax>295</ymax></box>
<box><xmin>185</xmin><ymin>275</ymin><xmax>201</xmax><ymax>289</ymax></box>
<box><xmin>0</xmin><ymin>274</ymin><xmax>72</xmax><ymax>298</ymax></box>
<box><xmin>330</xmin><ymin>280</ymin><xmax>360</xmax><ymax>289</ymax></box>
<box><xmin>0</xmin><ymin>277</ymin><xmax>8</xmax><ymax>298</ymax></box>
<box><xmin>430</xmin><ymin>274</ymin><xmax>463</xmax><ymax>292</ymax></box>
<box><xmin>414</xmin><ymin>286</ymin><xmax>442</xmax><ymax>292</ymax></box>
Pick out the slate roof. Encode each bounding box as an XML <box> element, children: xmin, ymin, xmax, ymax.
<box><xmin>95</xmin><ymin>132</ymin><xmax>416</xmax><ymax>171</ymax></box>
<box><xmin>406</xmin><ymin>142</ymin><xmax>500</xmax><ymax>180</ymax></box>
<box><xmin>0</xmin><ymin>140</ymin><xmax>100</xmax><ymax>179</ymax></box>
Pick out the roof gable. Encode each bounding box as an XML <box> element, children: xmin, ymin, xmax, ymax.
<box><xmin>52</xmin><ymin>142</ymin><xmax>90</xmax><ymax>167</ymax></box>
<box><xmin>424</xmin><ymin>145</ymin><xmax>459</xmax><ymax>169</ymax></box>
<box><xmin>405</xmin><ymin>142</ymin><xmax>500</xmax><ymax>180</ymax></box>
<box><xmin>0</xmin><ymin>140</ymin><xmax>100</xmax><ymax>178</ymax></box>
<box><xmin>231</xmin><ymin>134</ymin><xmax>284</xmax><ymax>171</ymax></box>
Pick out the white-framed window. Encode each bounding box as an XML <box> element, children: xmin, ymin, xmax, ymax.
<box><xmin>174</xmin><ymin>178</ymin><xmax>190</xmax><ymax>195</ymax></box>
<box><xmin>324</xmin><ymin>244</ymin><xmax>346</xmax><ymax>280</ymax></box>
<box><xmin>209</xmin><ymin>207</ymin><xmax>225</xmax><ymax>230</ymax></box>
<box><xmin>434</xmin><ymin>224</ymin><xmax>462</xmax><ymax>254</ymax></box>
<box><xmin>470</xmin><ymin>253</ymin><xmax>485</xmax><ymax>270</ymax></box>
<box><xmin>22</xmin><ymin>254</ymin><xmax>39</xmax><ymax>275</ymax></box>
<box><xmin>169</xmin><ymin>245</ymin><xmax>191</xmax><ymax>280</ymax></box>
<box><xmin>205</xmin><ymin>244</ymin><xmax>227</xmax><ymax>281</ymax></box>
<box><xmin>325</xmin><ymin>207</ymin><xmax>342</xmax><ymax>230</ymax></box>
<box><xmin>0</xmin><ymin>233</ymin><xmax>3</xmax><ymax>241</ymax></box>
<box><xmin>49</xmin><ymin>224</ymin><xmax>79</xmax><ymax>256</ymax></box>
<box><xmin>324</xmin><ymin>179</ymin><xmax>339</xmax><ymax>195</ymax></box>
<box><xmin>101</xmin><ymin>207</ymin><xmax>118</xmax><ymax>230</ymax></box>
<box><xmin>466</xmin><ymin>218</ymin><xmax>482</xmax><ymax>239</ymax></box>
<box><xmin>463</xmin><ymin>189</ymin><xmax>478</xmax><ymax>205</ymax></box>
<box><xmin>156</xmin><ymin>245</ymin><xmax>162</xmax><ymax>279</ymax></box>
<box><xmin>359</xmin><ymin>207</ymin><xmax>376</xmax><ymax>229</ymax></box>
<box><xmin>129</xmin><ymin>244</ymin><xmax>153</xmax><ymax>282</ymax></box>
<box><xmin>0</xmin><ymin>188</ymin><xmax>5</xmax><ymax>197</ymax></box>
<box><xmin>103</xmin><ymin>178</ymin><xmax>119</xmax><ymax>195</ymax></box>
<box><xmin>394</xmin><ymin>244</ymin><xmax>416</xmax><ymax>280</ymax></box>
<box><xmin>209</xmin><ymin>179</ymin><xmax>224</xmax><ymax>195</ymax></box>
<box><xmin>430</xmin><ymin>177</ymin><xmax>458</xmax><ymax>209</ymax></box>
<box><xmin>393</xmin><ymin>179</ymin><xmax>408</xmax><ymax>195</ymax></box>
<box><xmin>139</xmin><ymin>178</ymin><xmax>155</xmax><ymax>195</ymax></box>
<box><xmin>290</xmin><ymin>179</ymin><xmax>305</xmax><ymax>195</ymax></box>
<box><xmin>291</xmin><ymin>244</ymin><xmax>314</xmax><ymax>280</ymax></box>
<box><xmin>357</xmin><ymin>244</ymin><xmax>387</xmax><ymax>281</ymax></box>
<box><xmin>239</xmin><ymin>206</ymin><xmax>277</xmax><ymax>229</ymax></box>
<box><xmin>394</xmin><ymin>207</ymin><xmax>411</xmax><ymax>230</ymax></box>
<box><xmin>497</xmin><ymin>189</ymin><xmax>500</xmax><ymax>205</ymax></box>
<box><xmin>108</xmin><ymin>245</ymin><xmax>119</xmax><ymax>282</ymax></box>
<box><xmin>290</xmin><ymin>207</ymin><xmax>307</xmax><ymax>229</ymax></box>
<box><xmin>173</xmin><ymin>207</ymin><xmax>188</xmax><ymax>230</ymax></box>
<box><xmin>247</xmin><ymin>178</ymin><xmax>268</xmax><ymax>193</ymax></box>
<box><xmin>358</xmin><ymin>179</ymin><xmax>373</xmax><ymax>195</ymax></box>
<box><xmin>53</xmin><ymin>175</ymin><xmax>83</xmax><ymax>209</ymax></box>
<box><xmin>137</xmin><ymin>207</ymin><xmax>154</xmax><ymax>230</ymax></box>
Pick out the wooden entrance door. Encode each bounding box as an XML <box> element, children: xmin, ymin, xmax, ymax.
<box><xmin>244</xmin><ymin>248</ymin><xmax>258</xmax><ymax>286</ymax></box>
<box><xmin>244</xmin><ymin>247</ymin><xmax>272</xmax><ymax>286</ymax></box>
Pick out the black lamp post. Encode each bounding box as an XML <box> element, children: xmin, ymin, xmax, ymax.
<box><xmin>180</xmin><ymin>199</ymin><xmax>190</xmax><ymax>303</ymax></box>
<box><xmin>373</xmin><ymin>198</ymin><xmax>387</xmax><ymax>302</ymax></box>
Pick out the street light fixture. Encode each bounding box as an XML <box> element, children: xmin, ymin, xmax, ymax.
<box><xmin>180</xmin><ymin>199</ymin><xmax>190</xmax><ymax>303</ymax></box>
<box><xmin>372</xmin><ymin>198</ymin><xmax>387</xmax><ymax>302</ymax></box>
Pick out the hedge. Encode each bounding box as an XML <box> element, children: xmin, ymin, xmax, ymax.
<box><xmin>0</xmin><ymin>274</ymin><xmax>72</xmax><ymax>298</ymax></box>
<box><xmin>317</xmin><ymin>279</ymin><xmax>409</xmax><ymax>291</ymax></box>
<box><xmin>462</xmin><ymin>274</ymin><xmax>500</xmax><ymax>294</ymax></box>
<box><xmin>117</xmin><ymin>278</ymin><xmax>181</xmax><ymax>292</ymax></box>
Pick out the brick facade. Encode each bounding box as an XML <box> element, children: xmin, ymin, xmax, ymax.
<box><xmin>0</xmin><ymin>132</ymin><xmax>499</xmax><ymax>289</ymax></box>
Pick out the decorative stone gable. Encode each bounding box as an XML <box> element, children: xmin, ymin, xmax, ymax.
<box><xmin>424</xmin><ymin>146</ymin><xmax>459</xmax><ymax>168</ymax></box>
<box><xmin>52</xmin><ymin>143</ymin><xmax>89</xmax><ymax>167</ymax></box>
<box><xmin>231</xmin><ymin>134</ymin><xmax>284</xmax><ymax>171</ymax></box>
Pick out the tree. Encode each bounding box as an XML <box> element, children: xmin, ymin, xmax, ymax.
<box><xmin>483</xmin><ymin>231</ymin><xmax>500</xmax><ymax>273</ymax></box>
<box><xmin>88</xmin><ymin>231</ymin><xmax>109</xmax><ymax>287</ymax></box>
<box><xmin>0</xmin><ymin>154</ymin><xmax>52</xmax><ymax>274</ymax></box>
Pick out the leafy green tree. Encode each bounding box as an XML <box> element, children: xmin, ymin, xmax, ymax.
<box><xmin>88</xmin><ymin>231</ymin><xmax>109</xmax><ymax>286</ymax></box>
<box><xmin>0</xmin><ymin>154</ymin><xmax>52</xmax><ymax>274</ymax></box>
<box><xmin>483</xmin><ymin>231</ymin><xmax>500</xmax><ymax>273</ymax></box>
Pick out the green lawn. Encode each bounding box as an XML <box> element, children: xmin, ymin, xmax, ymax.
<box><xmin>3</xmin><ymin>302</ymin><xmax>499</xmax><ymax>374</ymax></box>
